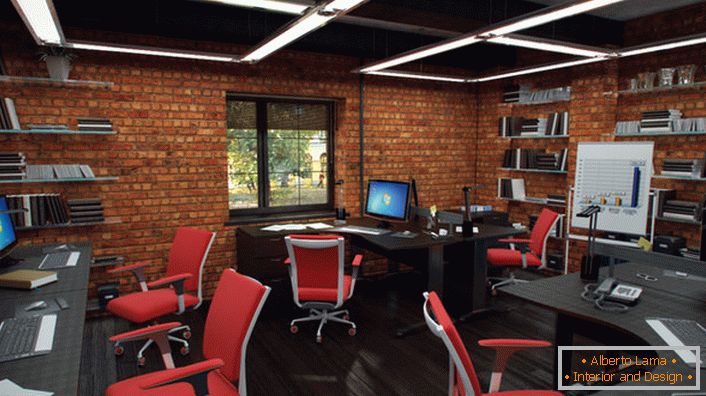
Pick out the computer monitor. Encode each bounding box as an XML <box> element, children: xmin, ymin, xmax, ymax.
<box><xmin>0</xmin><ymin>196</ymin><xmax>18</xmax><ymax>266</ymax></box>
<box><xmin>364</xmin><ymin>179</ymin><xmax>411</xmax><ymax>228</ymax></box>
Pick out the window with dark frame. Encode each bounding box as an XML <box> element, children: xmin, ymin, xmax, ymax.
<box><xmin>227</xmin><ymin>95</ymin><xmax>334</xmax><ymax>216</ymax></box>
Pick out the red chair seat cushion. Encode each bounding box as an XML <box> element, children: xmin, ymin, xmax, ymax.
<box><xmin>485</xmin><ymin>391</ymin><xmax>562</xmax><ymax>396</ymax></box>
<box><xmin>298</xmin><ymin>275</ymin><xmax>352</xmax><ymax>303</ymax></box>
<box><xmin>107</xmin><ymin>289</ymin><xmax>199</xmax><ymax>323</ymax></box>
<box><xmin>487</xmin><ymin>248</ymin><xmax>542</xmax><ymax>268</ymax></box>
<box><xmin>105</xmin><ymin>369</ymin><xmax>238</xmax><ymax>396</ymax></box>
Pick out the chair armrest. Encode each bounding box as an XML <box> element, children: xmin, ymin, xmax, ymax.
<box><xmin>141</xmin><ymin>359</ymin><xmax>225</xmax><ymax>396</ymax></box>
<box><xmin>284</xmin><ymin>258</ymin><xmax>291</xmax><ymax>265</ymax></box>
<box><xmin>148</xmin><ymin>273</ymin><xmax>192</xmax><ymax>314</ymax></box>
<box><xmin>498</xmin><ymin>238</ymin><xmax>531</xmax><ymax>244</ymax></box>
<box><xmin>479</xmin><ymin>338</ymin><xmax>553</xmax><ymax>393</ymax></box>
<box><xmin>479</xmin><ymin>339</ymin><xmax>552</xmax><ymax>348</ymax></box>
<box><xmin>352</xmin><ymin>254</ymin><xmax>363</xmax><ymax>267</ymax></box>
<box><xmin>109</xmin><ymin>322</ymin><xmax>182</xmax><ymax>343</ymax></box>
<box><xmin>147</xmin><ymin>273</ymin><xmax>193</xmax><ymax>289</ymax></box>
<box><xmin>107</xmin><ymin>262</ymin><xmax>149</xmax><ymax>291</ymax></box>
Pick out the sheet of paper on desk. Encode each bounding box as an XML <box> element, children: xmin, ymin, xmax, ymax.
<box><xmin>261</xmin><ymin>224</ymin><xmax>308</xmax><ymax>232</ymax></box>
<box><xmin>261</xmin><ymin>225</ymin><xmax>284</xmax><ymax>232</ymax></box>
<box><xmin>306</xmin><ymin>222</ymin><xmax>333</xmax><ymax>230</ymax></box>
<box><xmin>0</xmin><ymin>379</ymin><xmax>54</xmax><ymax>395</ymax></box>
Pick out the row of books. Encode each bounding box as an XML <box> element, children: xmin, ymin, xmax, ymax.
<box><xmin>502</xmin><ymin>148</ymin><xmax>568</xmax><ymax>171</ymax></box>
<box><xmin>661</xmin><ymin>157</ymin><xmax>706</xmax><ymax>178</ymax></box>
<box><xmin>497</xmin><ymin>178</ymin><xmax>526</xmax><ymax>200</ymax></box>
<box><xmin>26</xmin><ymin>164</ymin><xmax>96</xmax><ymax>180</ymax></box>
<box><xmin>0</xmin><ymin>97</ymin><xmax>20</xmax><ymax>129</ymax></box>
<box><xmin>502</xmin><ymin>84</ymin><xmax>571</xmax><ymax>104</ymax></box>
<box><xmin>78</xmin><ymin>117</ymin><xmax>112</xmax><ymax>131</ymax></box>
<box><xmin>6</xmin><ymin>195</ymin><xmax>105</xmax><ymax>228</ymax></box>
<box><xmin>654</xmin><ymin>189</ymin><xmax>702</xmax><ymax>222</ymax></box>
<box><xmin>498</xmin><ymin>113</ymin><xmax>569</xmax><ymax>137</ymax></box>
<box><xmin>0</xmin><ymin>152</ymin><xmax>26</xmax><ymax>180</ymax></box>
<box><xmin>640</xmin><ymin>109</ymin><xmax>682</xmax><ymax>133</ymax></box>
<box><xmin>615</xmin><ymin>117</ymin><xmax>706</xmax><ymax>135</ymax></box>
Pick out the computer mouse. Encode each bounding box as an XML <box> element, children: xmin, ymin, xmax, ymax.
<box><xmin>403</xmin><ymin>230</ymin><xmax>412</xmax><ymax>235</ymax></box>
<box><xmin>25</xmin><ymin>301</ymin><xmax>47</xmax><ymax>311</ymax></box>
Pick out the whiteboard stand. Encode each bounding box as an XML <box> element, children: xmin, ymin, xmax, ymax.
<box><xmin>563</xmin><ymin>185</ymin><xmax>657</xmax><ymax>274</ymax></box>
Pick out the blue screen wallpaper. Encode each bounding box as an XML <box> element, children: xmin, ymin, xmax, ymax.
<box><xmin>0</xmin><ymin>197</ymin><xmax>16</xmax><ymax>251</ymax></box>
<box><xmin>366</xmin><ymin>181</ymin><xmax>409</xmax><ymax>219</ymax></box>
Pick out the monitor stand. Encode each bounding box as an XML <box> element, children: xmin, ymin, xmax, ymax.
<box><xmin>376</xmin><ymin>220</ymin><xmax>393</xmax><ymax>230</ymax></box>
<box><xmin>0</xmin><ymin>255</ymin><xmax>21</xmax><ymax>268</ymax></box>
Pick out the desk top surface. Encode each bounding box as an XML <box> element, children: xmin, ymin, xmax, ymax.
<box><xmin>238</xmin><ymin>217</ymin><xmax>522</xmax><ymax>251</ymax></box>
<box><xmin>502</xmin><ymin>261</ymin><xmax>706</xmax><ymax>393</ymax></box>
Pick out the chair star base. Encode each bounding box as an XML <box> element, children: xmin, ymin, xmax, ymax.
<box><xmin>290</xmin><ymin>308</ymin><xmax>356</xmax><ymax>343</ymax></box>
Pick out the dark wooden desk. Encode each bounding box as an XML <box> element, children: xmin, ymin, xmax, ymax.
<box><xmin>502</xmin><ymin>259</ymin><xmax>706</xmax><ymax>394</ymax></box>
<box><xmin>0</xmin><ymin>242</ymin><xmax>92</xmax><ymax>395</ymax></box>
<box><xmin>236</xmin><ymin>218</ymin><xmax>522</xmax><ymax>323</ymax></box>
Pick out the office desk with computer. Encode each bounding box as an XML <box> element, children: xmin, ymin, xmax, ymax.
<box><xmin>0</xmin><ymin>196</ymin><xmax>93</xmax><ymax>394</ymax></box>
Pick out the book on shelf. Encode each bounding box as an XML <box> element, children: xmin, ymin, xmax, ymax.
<box><xmin>6</xmin><ymin>194</ymin><xmax>69</xmax><ymax>228</ymax></box>
<box><xmin>660</xmin><ymin>199</ymin><xmax>702</xmax><ymax>222</ymax></box>
<box><xmin>497</xmin><ymin>178</ymin><xmax>526</xmax><ymax>200</ymax></box>
<box><xmin>27</xmin><ymin>124</ymin><xmax>69</xmax><ymax>131</ymax></box>
<box><xmin>639</xmin><ymin>109</ymin><xmax>681</xmax><ymax>133</ymax></box>
<box><xmin>26</xmin><ymin>165</ymin><xmax>56</xmax><ymax>180</ymax></box>
<box><xmin>0</xmin><ymin>97</ymin><xmax>20</xmax><ymax>130</ymax></box>
<box><xmin>0</xmin><ymin>152</ymin><xmax>26</xmax><ymax>180</ymax></box>
<box><xmin>68</xmin><ymin>197</ymin><xmax>104</xmax><ymax>224</ymax></box>
<box><xmin>77</xmin><ymin>117</ymin><xmax>112</xmax><ymax>131</ymax></box>
<box><xmin>661</xmin><ymin>157</ymin><xmax>706</xmax><ymax>177</ymax></box>
<box><xmin>545</xmin><ymin>112</ymin><xmax>569</xmax><ymax>135</ymax></box>
<box><xmin>547</xmin><ymin>194</ymin><xmax>566</xmax><ymax>204</ymax></box>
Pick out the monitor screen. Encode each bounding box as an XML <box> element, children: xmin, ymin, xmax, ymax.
<box><xmin>0</xmin><ymin>196</ymin><xmax>17</xmax><ymax>256</ymax></box>
<box><xmin>365</xmin><ymin>180</ymin><xmax>411</xmax><ymax>222</ymax></box>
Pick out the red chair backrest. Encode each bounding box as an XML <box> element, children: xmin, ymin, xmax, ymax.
<box><xmin>165</xmin><ymin>227</ymin><xmax>216</xmax><ymax>295</ymax></box>
<box><xmin>529</xmin><ymin>208</ymin><xmax>559</xmax><ymax>256</ymax></box>
<box><xmin>285</xmin><ymin>235</ymin><xmax>344</xmax><ymax>301</ymax></box>
<box><xmin>203</xmin><ymin>269</ymin><xmax>269</xmax><ymax>383</ymax></box>
<box><xmin>424</xmin><ymin>291</ymin><xmax>482</xmax><ymax>396</ymax></box>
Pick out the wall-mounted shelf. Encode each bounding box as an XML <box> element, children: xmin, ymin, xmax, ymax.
<box><xmin>0</xmin><ymin>129</ymin><xmax>116</xmax><ymax>135</ymax></box>
<box><xmin>614</xmin><ymin>130</ymin><xmax>706</xmax><ymax>137</ymax></box>
<box><xmin>618</xmin><ymin>81</ymin><xmax>706</xmax><ymax>95</ymax></box>
<box><xmin>500</xmin><ymin>98</ymin><xmax>571</xmax><ymax>107</ymax></box>
<box><xmin>499</xmin><ymin>197</ymin><xmax>566</xmax><ymax>208</ymax></box>
<box><xmin>15</xmin><ymin>217</ymin><xmax>122</xmax><ymax>231</ymax></box>
<box><xmin>499</xmin><ymin>168</ymin><xmax>567</xmax><ymax>174</ymax></box>
<box><xmin>0</xmin><ymin>75</ymin><xmax>113</xmax><ymax>89</ymax></box>
<box><xmin>501</xmin><ymin>135</ymin><xmax>569</xmax><ymax>140</ymax></box>
<box><xmin>653</xmin><ymin>174</ymin><xmax>706</xmax><ymax>181</ymax></box>
<box><xmin>0</xmin><ymin>177</ymin><xmax>118</xmax><ymax>184</ymax></box>
<box><xmin>655</xmin><ymin>216</ymin><xmax>700</xmax><ymax>225</ymax></box>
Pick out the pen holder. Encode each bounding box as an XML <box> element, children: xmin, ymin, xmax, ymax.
<box><xmin>462</xmin><ymin>220</ymin><xmax>475</xmax><ymax>237</ymax></box>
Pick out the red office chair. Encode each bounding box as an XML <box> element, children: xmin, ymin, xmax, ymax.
<box><xmin>106</xmin><ymin>227</ymin><xmax>217</xmax><ymax>365</ymax></box>
<box><xmin>284</xmin><ymin>234</ymin><xmax>362</xmax><ymax>343</ymax></box>
<box><xmin>423</xmin><ymin>291</ymin><xmax>561</xmax><ymax>395</ymax></box>
<box><xmin>487</xmin><ymin>208</ymin><xmax>560</xmax><ymax>291</ymax></box>
<box><xmin>105</xmin><ymin>269</ymin><xmax>270</xmax><ymax>396</ymax></box>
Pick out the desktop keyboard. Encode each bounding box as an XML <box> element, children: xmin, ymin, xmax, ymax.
<box><xmin>646</xmin><ymin>318</ymin><xmax>706</xmax><ymax>366</ymax></box>
<box><xmin>0</xmin><ymin>315</ymin><xmax>56</xmax><ymax>363</ymax></box>
<box><xmin>333</xmin><ymin>225</ymin><xmax>391</xmax><ymax>235</ymax></box>
<box><xmin>39</xmin><ymin>251</ymin><xmax>80</xmax><ymax>269</ymax></box>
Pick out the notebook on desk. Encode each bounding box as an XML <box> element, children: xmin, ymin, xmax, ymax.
<box><xmin>0</xmin><ymin>270</ymin><xmax>57</xmax><ymax>290</ymax></box>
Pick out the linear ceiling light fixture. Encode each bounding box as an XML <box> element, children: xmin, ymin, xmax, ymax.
<box><xmin>357</xmin><ymin>0</ymin><xmax>625</xmax><ymax>73</ymax></box>
<box><xmin>619</xmin><ymin>32</ymin><xmax>706</xmax><ymax>57</ymax></box>
<box><xmin>367</xmin><ymin>70</ymin><xmax>468</xmax><ymax>83</ymax></box>
<box><xmin>201</xmin><ymin>0</ymin><xmax>309</xmax><ymax>14</ymax></box>
<box><xmin>487</xmin><ymin>35</ymin><xmax>614</xmax><ymax>58</ymax></box>
<box><xmin>240</xmin><ymin>0</ymin><xmax>368</xmax><ymax>63</ymax></box>
<box><xmin>66</xmin><ymin>41</ymin><xmax>239</xmax><ymax>62</ymax></box>
<box><xmin>10</xmin><ymin>0</ymin><xmax>65</xmax><ymax>45</ymax></box>
<box><xmin>469</xmin><ymin>57</ymin><xmax>608</xmax><ymax>82</ymax></box>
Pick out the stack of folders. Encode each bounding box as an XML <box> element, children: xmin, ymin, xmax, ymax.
<box><xmin>614</xmin><ymin>121</ymin><xmax>641</xmax><ymax>135</ymax></box>
<box><xmin>502</xmin><ymin>148</ymin><xmax>567</xmax><ymax>171</ymax></box>
<box><xmin>6</xmin><ymin>194</ymin><xmax>69</xmax><ymax>228</ymax></box>
<box><xmin>640</xmin><ymin>110</ymin><xmax>681</xmax><ymax>133</ymax></box>
<box><xmin>661</xmin><ymin>200</ymin><xmax>702</xmax><ymax>222</ymax></box>
<box><xmin>0</xmin><ymin>152</ymin><xmax>26</xmax><ymax>180</ymax></box>
<box><xmin>0</xmin><ymin>97</ymin><xmax>20</xmax><ymax>129</ymax></box>
<box><xmin>498</xmin><ymin>116</ymin><xmax>525</xmax><ymax>137</ymax></box>
<box><xmin>661</xmin><ymin>158</ymin><xmax>706</xmax><ymax>178</ymax></box>
<box><xmin>520</xmin><ymin>118</ymin><xmax>548</xmax><ymax>137</ymax></box>
<box><xmin>547</xmin><ymin>194</ymin><xmax>567</xmax><ymax>205</ymax></box>
<box><xmin>545</xmin><ymin>112</ymin><xmax>570</xmax><ymax>135</ymax></box>
<box><xmin>502</xmin><ymin>84</ymin><xmax>530</xmax><ymax>103</ymax></box>
<box><xmin>68</xmin><ymin>198</ymin><xmax>104</xmax><ymax>224</ymax></box>
<box><xmin>497</xmin><ymin>178</ymin><xmax>526</xmax><ymax>200</ymax></box>
<box><xmin>77</xmin><ymin>117</ymin><xmax>112</xmax><ymax>132</ymax></box>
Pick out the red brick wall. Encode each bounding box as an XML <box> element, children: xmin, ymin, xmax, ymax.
<box><xmin>0</xmin><ymin>24</ymin><xmax>476</xmax><ymax>297</ymax></box>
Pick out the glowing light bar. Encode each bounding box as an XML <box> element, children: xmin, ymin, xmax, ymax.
<box><xmin>10</xmin><ymin>0</ymin><xmax>65</xmax><ymax>45</ymax></box>
<box><xmin>359</xmin><ymin>37</ymin><xmax>482</xmax><ymax>73</ymax></box>
<box><xmin>367</xmin><ymin>70</ymin><xmax>468</xmax><ymax>83</ymax></box>
<box><xmin>240</xmin><ymin>0</ymin><xmax>367</xmax><ymax>62</ymax></box>
<box><xmin>619</xmin><ymin>33</ymin><xmax>706</xmax><ymax>57</ymax></box>
<box><xmin>487</xmin><ymin>35</ymin><xmax>612</xmax><ymax>58</ymax></box>
<box><xmin>203</xmin><ymin>0</ymin><xmax>308</xmax><ymax>14</ymax></box>
<box><xmin>470</xmin><ymin>57</ymin><xmax>608</xmax><ymax>82</ymax></box>
<box><xmin>67</xmin><ymin>41</ymin><xmax>238</xmax><ymax>62</ymax></box>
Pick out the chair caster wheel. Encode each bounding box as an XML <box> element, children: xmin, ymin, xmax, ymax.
<box><xmin>137</xmin><ymin>357</ymin><xmax>146</xmax><ymax>367</ymax></box>
<box><xmin>290</xmin><ymin>325</ymin><xmax>298</xmax><ymax>334</ymax></box>
<box><xmin>343</xmin><ymin>314</ymin><xmax>350</xmax><ymax>321</ymax></box>
<box><xmin>348</xmin><ymin>327</ymin><xmax>357</xmax><ymax>336</ymax></box>
<box><xmin>316</xmin><ymin>335</ymin><xmax>322</xmax><ymax>343</ymax></box>
<box><xmin>114</xmin><ymin>346</ymin><xmax>124</xmax><ymax>356</ymax></box>
<box><xmin>182</xmin><ymin>330</ymin><xmax>192</xmax><ymax>340</ymax></box>
<box><xmin>180</xmin><ymin>346</ymin><xmax>190</xmax><ymax>356</ymax></box>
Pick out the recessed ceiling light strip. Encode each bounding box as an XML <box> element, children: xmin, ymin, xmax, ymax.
<box><xmin>66</xmin><ymin>40</ymin><xmax>239</xmax><ymax>62</ymax></box>
<box><xmin>488</xmin><ymin>34</ymin><xmax>614</xmax><ymax>58</ymax></box>
<box><xmin>10</xmin><ymin>0</ymin><xmax>65</xmax><ymax>45</ymax></box>
<box><xmin>367</xmin><ymin>70</ymin><xmax>468</xmax><ymax>83</ymax></box>
<box><xmin>200</xmin><ymin>0</ymin><xmax>310</xmax><ymax>14</ymax></box>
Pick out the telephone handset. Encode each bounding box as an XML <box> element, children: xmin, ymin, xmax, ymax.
<box><xmin>595</xmin><ymin>278</ymin><xmax>643</xmax><ymax>304</ymax></box>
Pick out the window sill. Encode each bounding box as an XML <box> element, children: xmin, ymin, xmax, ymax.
<box><xmin>225</xmin><ymin>210</ymin><xmax>336</xmax><ymax>226</ymax></box>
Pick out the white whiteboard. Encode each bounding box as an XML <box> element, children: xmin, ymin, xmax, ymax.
<box><xmin>571</xmin><ymin>142</ymin><xmax>654</xmax><ymax>235</ymax></box>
